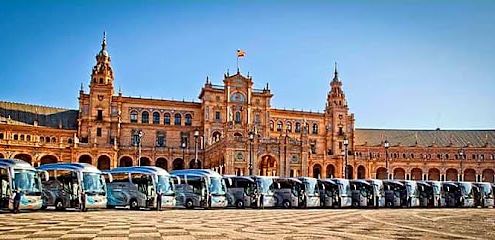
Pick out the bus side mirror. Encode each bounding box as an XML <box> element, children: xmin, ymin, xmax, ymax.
<box><xmin>277</xmin><ymin>183</ymin><xmax>281</xmax><ymax>189</ymax></box>
<box><xmin>105</xmin><ymin>173</ymin><xmax>113</xmax><ymax>183</ymax></box>
<box><xmin>175</xmin><ymin>176</ymin><xmax>181</xmax><ymax>185</ymax></box>
<box><xmin>227</xmin><ymin>178</ymin><xmax>232</xmax><ymax>186</ymax></box>
<box><xmin>38</xmin><ymin>170</ymin><xmax>49</xmax><ymax>181</ymax></box>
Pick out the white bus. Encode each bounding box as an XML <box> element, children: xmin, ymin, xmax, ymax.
<box><xmin>365</xmin><ymin>179</ymin><xmax>386</xmax><ymax>208</ymax></box>
<box><xmin>398</xmin><ymin>180</ymin><xmax>420</xmax><ymax>207</ymax></box>
<box><xmin>1</xmin><ymin>158</ymin><xmax>47</xmax><ymax>211</ymax></box>
<box><xmin>298</xmin><ymin>177</ymin><xmax>321</xmax><ymax>208</ymax></box>
<box><xmin>329</xmin><ymin>178</ymin><xmax>353</xmax><ymax>208</ymax></box>
<box><xmin>170</xmin><ymin>169</ymin><xmax>228</xmax><ymax>209</ymax></box>
<box><xmin>37</xmin><ymin>163</ymin><xmax>111</xmax><ymax>210</ymax></box>
<box><xmin>223</xmin><ymin>175</ymin><xmax>256</xmax><ymax>208</ymax></box>
<box><xmin>106</xmin><ymin>166</ymin><xmax>177</xmax><ymax>210</ymax></box>
<box><xmin>473</xmin><ymin>182</ymin><xmax>494</xmax><ymax>208</ymax></box>
<box><xmin>251</xmin><ymin>176</ymin><xmax>279</xmax><ymax>208</ymax></box>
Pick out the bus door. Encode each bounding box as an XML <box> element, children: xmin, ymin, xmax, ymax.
<box><xmin>130</xmin><ymin>173</ymin><xmax>153</xmax><ymax>208</ymax></box>
<box><xmin>443</xmin><ymin>183</ymin><xmax>460</xmax><ymax>207</ymax></box>
<box><xmin>384</xmin><ymin>181</ymin><xmax>404</xmax><ymax>207</ymax></box>
<box><xmin>417</xmin><ymin>182</ymin><xmax>433</xmax><ymax>207</ymax></box>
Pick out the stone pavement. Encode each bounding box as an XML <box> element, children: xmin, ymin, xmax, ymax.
<box><xmin>0</xmin><ymin>208</ymin><xmax>494</xmax><ymax>240</ymax></box>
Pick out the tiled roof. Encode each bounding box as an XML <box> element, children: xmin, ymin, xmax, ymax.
<box><xmin>0</xmin><ymin>101</ymin><xmax>78</xmax><ymax>130</ymax></box>
<box><xmin>355</xmin><ymin>129</ymin><xmax>495</xmax><ymax>148</ymax></box>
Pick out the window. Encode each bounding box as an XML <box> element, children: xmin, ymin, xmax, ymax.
<box><xmin>132</xmin><ymin>132</ymin><xmax>139</xmax><ymax>146</ymax></box>
<box><xmin>46</xmin><ymin>137</ymin><xmax>50</xmax><ymax>143</ymax></box>
<box><xmin>13</xmin><ymin>134</ymin><xmax>18</xmax><ymax>140</ymax></box>
<box><xmin>142</xmin><ymin>111</ymin><xmax>149</xmax><ymax>124</ymax></box>
<box><xmin>174</xmin><ymin>114</ymin><xmax>182</xmax><ymax>125</ymax></box>
<box><xmin>40</xmin><ymin>136</ymin><xmax>44</xmax><ymax>142</ymax></box>
<box><xmin>0</xmin><ymin>133</ymin><xmax>3</xmax><ymax>139</ymax></box>
<box><xmin>231</xmin><ymin>92</ymin><xmax>245</xmax><ymax>103</ymax></box>
<box><xmin>130</xmin><ymin>111</ymin><xmax>138</xmax><ymax>123</ymax></box>
<box><xmin>205</xmin><ymin>106</ymin><xmax>209</xmax><ymax>120</ymax></box>
<box><xmin>164</xmin><ymin>113</ymin><xmax>171</xmax><ymax>125</ymax></box>
<box><xmin>254</xmin><ymin>113</ymin><xmax>260</xmax><ymax>124</ymax></box>
<box><xmin>26</xmin><ymin>135</ymin><xmax>31</xmax><ymax>141</ymax></box>
<box><xmin>295</xmin><ymin>122</ymin><xmax>301</xmax><ymax>133</ymax></box>
<box><xmin>287</xmin><ymin>122</ymin><xmax>292</xmax><ymax>132</ymax></box>
<box><xmin>270</xmin><ymin>121</ymin><xmax>274</xmax><ymax>131</ymax></box>
<box><xmin>51</xmin><ymin>137</ymin><xmax>56</xmax><ymax>143</ymax></box>
<box><xmin>97</xmin><ymin>128</ymin><xmax>102</xmax><ymax>137</ymax></box>
<box><xmin>312</xmin><ymin>124</ymin><xmax>318</xmax><ymax>134</ymax></box>
<box><xmin>20</xmin><ymin>135</ymin><xmax>24</xmax><ymax>141</ymax></box>
<box><xmin>235</xmin><ymin>112</ymin><xmax>241</xmax><ymax>123</ymax></box>
<box><xmin>338</xmin><ymin>127</ymin><xmax>344</xmax><ymax>136</ymax></box>
<box><xmin>277</xmin><ymin>122</ymin><xmax>282</xmax><ymax>132</ymax></box>
<box><xmin>99</xmin><ymin>78</ymin><xmax>103</xmax><ymax>83</ymax></box>
<box><xmin>81</xmin><ymin>137</ymin><xmax>88</xmax><ymax>143</ymax></box>
<box><xmin>153</xmin><ymin>112</ymin><xmax>160</xmax><ymax>124</ymax></box>
<box><xmin>97</xmin><ymin>110</ymin><xmax>103</xmax><ymax>121</ymax></box>
<box><xmin>185</xmin><ymin>114</ymin><xmax>192</xmax><ymax>126</ymax></box>
<box><xmin>156</xmin><ymin>131</ymin><xmax>166</xmax><ymax>147</ymax></box>
<box><xmin>112</xmin><ymin>106</ymin><xmax>118</xmax><ymax>117</ymax></box>
<box><xmin>215</xmin><ymin>111</ymin><xmax>221</xmax><ymax>121</ymax></box>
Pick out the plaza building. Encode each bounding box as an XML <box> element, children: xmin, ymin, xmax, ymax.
<box><xmin>1</xmin><ymin>36</ymin><xmax>494</xmax><ymax>183</ymax></box>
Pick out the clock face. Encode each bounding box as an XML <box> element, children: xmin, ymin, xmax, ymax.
<box><xmin>235</xmin><ymin>151</ymin><xmax>245</xmax><ymax>161</ymax></box>
<box><xmin>231</xmin><ymin>92</ymin><xmax>245</xmax><ymax>103</ymax></box>
<box><xmin>291</xmin><ymin>155</ymin><xmax>299</xmax><ymax>163</ymax></box>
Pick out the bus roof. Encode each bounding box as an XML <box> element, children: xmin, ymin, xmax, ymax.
<box><xmin>170</xmin><ymin>169</ymin><xmax>222</xmax><ymax>177</ymax></box>
<box><xmin>107</xmin><ymin>166</ymin><xmax>170</xmax><ymax>176</ymax></box>
<box><xmin>351</xmin><ymin>179</ymin><xmax>372</xmax><ymax>186</ymax></box>
<box><xmin>383</xmin><ymin>180</ymin><xmax>405</xmax><ymax>186</ymax></box>
<box><xmin>275</xmin><ymin>177</ymin><xmax>303</xmax><ymax>184</ymax></box>
<box><xmin>318</xmin><ymin>179</ymin><xmax>337</xmax><ymax>185</ymax></box>
<box><xmin>223</xmin><ymin>175</ymin><xmax>255</xmax><ymax>183</ymax></box>
<box><xmin>37</xmin><ymin>162</ymin><xmax>102</xmax><ymax>173</ymax></box>
<box><xmin>0</xmin><ymin>158</ymin><xmax>35</xmax><ymax>170</ymax></box>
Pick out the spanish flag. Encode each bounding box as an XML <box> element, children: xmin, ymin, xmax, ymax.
<box><xmin>237</xmin><ymin>49</ymin><xmax>246</xmax><ymax>58</ymax></box>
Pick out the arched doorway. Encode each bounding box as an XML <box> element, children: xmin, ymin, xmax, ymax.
<box><xmin>189</xmin><ymin>159</ymin><xmax>202</xmax><ymax>169</ymax></box>
<box><xmin>172</xmin><ymin>158</ymin><xmax>184</xmax><ymax>170</ymax></box>
<box><xmin>212</xmin><ymin>131</ymin><xmax>222</xmax><ymax>142</ymax></box>
<box><xmin>463</xmin><ymin>169</ymin><xmax>476</xmax><ymax>182</ymax></box>
<box><xmin>259</xmin><ymin>155</ymin><xmax>277</xmax><ymax>176</ymax></box>
<box><xmin>446</xmin><ymin>168</ymin><xmax>458</xmax><ymax>181</ymax></box>
<box><xmin>482</xmin><ymin>169</ymin><xmax>494</xmax><ymax>183</ymax></box>
<box><xmin>156</xmin><ymin>157</ymin><xmax>168</xmax><ymax>170</ymax></box>
<box><xmin>428</xmin><ymin>168</ymin><xmax>440</xmax><ymax>181</ymax></box>
<box><xmin>376</xmin><ymin>167</ymin><xmax>387</xmax><ymax>180</ymax></box>
<box><xmin>97</xmin><ymin>155</ymin><xmax>111</xmax><ymax>170</ymax></box>
<box><xmin>40</xmin><ymin>155</ymin><xmax>58</xmax><ymax>165</ymax></box>
<box><xmin>119</xmin><ymin>156</ymin><xmax>133</xmax><ymax>167</ymax></box>
<box><xmin>411</xmin><ymin>168</ymin><xmax>422</xmax><ymax>180</ymax></box>
<box><xmin>78</xmin><ymin>154</ymin><xmax>92</xmax><ymax>165</ymax></box>
<box><xmin>140</xmin><ymin>157</ymin><xmax>151</xmax><ymax>166</ymax></box>
<box><xmin>393</xmin><ymin>168</ymin><xmax>405</xmax><ymax>180</ymax></box>
<box><xmin>312</xmin><ymin>164</ymin><xmax>321</xmax><ymax>178</ymax></box>
<box><xmin>0</xmin><ymin>153</ymin><xmax>4</xmax><ymax>158</ymax></box>
<box><xmin>326</xmin><ymin>164</ymin><xmax>335</xmax><ymax>178</ymax></box>
<box><xmin>346</xmin><ymin>165</ymin><xmax>354</xmax><ymax>179</ymax></box>
<box><xmin>357</xmin><ymin>165</ymin><xmax>366</xmax><ymax>179</ymax></box>
<box><xmin>13</xmin><ymin>154</ymin><xmax>32</xmax><ymax>165</ymax></box>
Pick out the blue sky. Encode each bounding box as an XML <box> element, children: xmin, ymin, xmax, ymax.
<box><xmin>1</xmin><ymin>1</ymin><xmax>494</xmax><ymax>129</ymax></box>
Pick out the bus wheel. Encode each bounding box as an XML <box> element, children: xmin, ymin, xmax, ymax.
<box><xmin>386</xmin><ymin>201</ymin><xmax>393</xmax><ymax>208</ymax></box>
<box><xmin>283</xmin><ymin>200</ymin><xmax>291</xmax><ymax>209</ymax></box>
<box><xmin>235</xmin><ymin>200</ymin><xmax>244</xmax><ymax>209</ymax></box>
<box><xmin>55</xmin><ymin>199</ymin><xmax>65</xmax><ymax>211</ymax></box>
<box><xmin>106</xmin><ymin>205</ymin><xmax>115</xmax><ymax>209</ymax></box>
<box><xmin>130</xmin><ymin>199</ymin><xmax>139</xmax><ymax>210</ymax></box>
<box><xmin>185</xmin><ymin>199</ymin><xmax>194</xmax><ymax>209</ymax></box>
<box><xmin>352</xmin><ymin>201</ymin><xmax>359</xmax><ymax>208</ymax></box>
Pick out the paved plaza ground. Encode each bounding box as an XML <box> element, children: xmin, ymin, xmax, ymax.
<box><xmin>0</xmin><ymin>208</ymin><xmax>494</xmax><ymax>240</ymax></box>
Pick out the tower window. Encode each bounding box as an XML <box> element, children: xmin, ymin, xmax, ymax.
<box><xmin>97</xmin><ymin>110</ymin><xmax>103</xmax><ymax>121</ymax></box>
<box><xmin>142</xmin><ymin>111</ymin><xmax>149</xmax><ymax>124</ymax></box>
<box><xmin>153</xmin><ymin>112</ymin><xmax>160</xmax><ymax>124</ymax></box>
<box><xmin>174</xmin><ymin>114</ymin><xmax>182</xmax><ymax>125</ymax></box>
<box><xmin>130</xmin><ymin>111</ymin><xmax>138</xmax><ymax>123</ymax></box>
<box><xmin>235</xmin><ymin>112</ymin><xmax>241</xmax><ymax>123</ymax></box>
<box><xmin>215</xmin><ymin>111</ymin><xmax>221</xmax><ymax>121</ymax></box>
<box><xmin>97</xmin><ymin>128</ymin><xmax>102</xmax><ymax>137</ymax></box>
<box><xmin>185</xmin><ymin>114</ymin><xmax>192</xmax><ymax>126</ymax></box>
<box><xmin>164</xmin><ymin>113</ymin><xmax>171</xmax><ymax>125</ymax></box>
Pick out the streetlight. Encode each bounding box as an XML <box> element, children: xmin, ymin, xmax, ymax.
<box><xmin>248</xmin><ymin>131</ymin><xmax>254</xmax><ymax>176</ymax></box>
<box><xmin>458</xmin><ymin>148</ymin><xmax>464</xmax><ymax>181</ymax></box>
<box><xmin>194</xmin><ymin>129</ymin><xmax>200</xmax><ymax>169</ymax></box>
<box><xmin>384</xmin><ymin>140</ymin><xmax>390</xmax><ymax>180</ymax></box>
<box><xmin>138</xmin><ymin>130</ymin><xmax>144</xmax><ymax>166</ymax></box>
<box><xmin>181</xmin><ymin>141</ymin><xmax>186</xmax><ymax>169</ymax></box>
<box><xmin>343</xmin><ymin>136</ymin><xmax>349</xmax><ymax>179</ymax></box>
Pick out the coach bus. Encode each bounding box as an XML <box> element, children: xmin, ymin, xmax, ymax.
<box><xmin>106</xmin><ymin>166</ymin><xmax>176</xmax><ymax>210</ymax></box>
<box><xmin>398</xmin><ymin>180</ymin><xmax>420</xmax><ymax>207</ymax></box>
<box><xmin>365</xmin><ymin>179</ymin><xmax>386</xmax><ymax>207</ymax></box>
<box><xmin>298</xmin><ymin>177</ymin><xmax>321</xmax><ymax>208</ymax></box>
<box><xmin>251</xmin><ymin>176</ymin><xmax>279</xmax><ymax>208</ymax></box>
<box><xmin>443</xmin><ymin>181</ymin><xmax>475</xmax><ymax>207</ymax></box>
<box><xmin>0</xmin><ymin>158</ymin><xmax>47</xmax><ymax>211</ymax></box>
<box><xmin>318</xmin><ymin>179</ymin><xmax>339</xmax><ymax>208</ymax></box>
<box><xmin>330</xmin><ymin>178</ymin><xmax>353</xmax><ymax>208</ymax></box>
<box><xmin>473</xmin><ymin>182</ymin><xmax>494</xmax><ymax>208</ymax></box>
<box><xmin>223</xmin><ymin>175</ymin><xmax>256</xmax><ymax>208</ymax></box>
<box><xmin>170</xmin><ymin>169</ymin><xmax>228</xmax><ymax>209</ymax></box>
<box><xmin>426</xmin><ymin>181</ymin><xmax>446</xmax><ymax>207</ymax></box>
<box><xmin>350</xmin><ymin>179</ymin><xmax>374</xmax><ymax>208</ymax></box>
<box><xmin>272</xmin><ymin>177</ymin><xmax>305</xmax><ymax>208</ymax></box>
<box><xmin>383</xmin><ymin>180</ymin><xmax>407</xmax><ymax>207</ymax></box>
<box><xmin>38</xmin><ymin>163</ymin><xmax>111</xmax><ymax>210</ymax></box>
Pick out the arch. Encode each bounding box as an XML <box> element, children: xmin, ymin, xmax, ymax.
<box><xmin>97</xmin><ymin>155</ymin><xmax>111</xmax><ymax>170</ymax></box>
<box><xmin>357</xmin><ymin>165</ymin><xmax>366</xmax><ymax>179</ymax></box>
<box><xmin>185</xmin><ymin>114</ymin><xmax>193</xmax><ymax>126</ymax></box>
<box><xmin>119</xmin><ymin>156</ymin><xmax>133</xmax><ymax>167</ymax></box>
<box><xmin>51</xmin><ymin>137</ymin><xmax>56</xmax><ymax>143</ymax></box>
<box><xmin>156</xmin><ymin>157</ymin><xmax>168</xmax><ymax>171</ymax></box>
<box><xmin>326</xmin><ymin>164</ymin><xmax>335</xmax><ymax>178</ymax></box>
<box><xmin>411</xmin><ymin>168</ymin><xmax>422</xmax><ymax>180</ymax></box>
<box><xmin>482</xmin><ymin>169</ymin><xmax>494</xmax><ymax>183</ymax></box>
<box><xmin>428</xmin><ymin>168</ymin><xmax>440</xmax><ymax>181</ymax></box>
<box><xmin>376</xmin><ymin>167</ymin><xmax>387</xmax><ymax>180</ymax></box>
<box><xmin>189</xmin><ymin>159</ymin><xmax>202</xmax><ymax>169</ymax></box>
<box><xmin>287</xmin><ymin>122</ymin><xmax>292</xmax><ymax>132</ymax></box>
<box><xmin>140</xmin><ymin>157</ymin><xmax>151</xmax><ymax>166</ymax></box>
<box><xmin>312</xmin><ymin>164</ymin><xmax>322</xmax><ymax>178</ymax></box>
<box><xmin>172</xmin><ymin>158</ymin><xmax>184</xmax><ymax>170</ymax></box>
<box><xmin>463</xmin><ymin>168</ymin><xmax>476</xmax><ymax>182</ymax></box>
<box><xmin>152</xmin><ymin>112</ymin><xmax>160</xmax><ymax>124</ymax></box>
<box><xmin>78</xmin><ymin>154</ymin><xmax>92</xmax><ymax>165</ymax></box>
<box><xmin>13</xmin><ymin>154</ymin><xmax>32</xmax><ymax>165</ymax></box>
<box><xmin>164</xmin><ymin>113</ymin><xmax>171</xmax><ymax>125</ymax></box>
<box><xmin>234</xmin><ymin>132</ymin><xmax>242</xmax><ymax>137</ymax></box>
<box><xmin>130</xmin><ymin>110</ymin><xmax>138</xmax><ymax>123</ymax></box>
<box><xmin>393</xmin><ymin>168</ymin><xmax>405</xmax><ymax>180</ymax></box>
<box><xmin>212</xmin><ymin>131</ymin><xmax>221</xmax><ymax>142</ymax></box>
<box><xmin>141</xmin><ymin>111</ymin><xmax>149</xmax><ymax>124</ymax></box>
<box><xmin>446</xmin><ymin>168</ymin><xmax>458</xmax><ymax>181</ymax></box>
<box><xmin>174</xmin><ymin>113</ymin><xmax>182</xmax><ymax>125</ymax></box>
<box><xmin>0</xmin><ymin>153</ymin><xmax>4</xmax><ymax>158</ymax></box>
<box><xmin>346</xmin><ymin>165</ymin><xmax>354</xmax><ymax>179</ymax></box>
<box><xmin>40</xmin><ymin>155</ymin><xmax>58</xmax><ymax>165</ymax></box>
<box><xmin>259</xmin><ymin>155</ymin><xmax>277</xmax><ymax>176</ymax></box>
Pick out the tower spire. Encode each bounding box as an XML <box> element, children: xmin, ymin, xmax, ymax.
<box><xmin>332</xmin><ymin>61</ymin><xmax>340</xmax><ymax>82</ymax></box>
<box><xmin>102</xmin><ymin>31</ymin><xmax>107</xmax><ymax>51</ymax></box>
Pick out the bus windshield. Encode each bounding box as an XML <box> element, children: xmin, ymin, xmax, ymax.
<box><xmin>459</xmin><ymin>183</ymin><xmax>473</xmax><ymax>197</ymax></box>
<box><xmin>373</xmin><ymin>182</ymin><xmax>385</xmax><ymax>196</ymax></box>
<box><xmin>432</xmin><ymin>184</ymin><xmax>441</xmax><ymax>195</ymax></box>
<box><xmin>156</xmin><ymin>175</ymin><xmax>174</xmax><ymax>195</ymax></box>
<box><xmin>257</xmin><ymin>178</ymin><xmax>274</xmax><ymax>195</ymax></box>
<box><xmin>210</xmin><ymin>177</ymin><xmax>226</xmax><ymax>196</ymax></box>
<box><xmin>304</xmin><ymin>178</ymin><xmax>317</xmax><ymax>195</ymax></box>
<box><xmin>13</xmin><ymin>169</ymin><xmax>42</xmax><ymax>194</ymax></box>
<box><xmin>480</xmin><ymin>184</ymin><xmax>493</xmax><ymax>198</ymax></box>
<box><xmin>406</xmin><ymin>182</ymin><xmax>419</xmax><ymax>197</ymax></box>
<box><xmin>82</xmin><ymin>172</ymin><xmax>106</xmax><ymax>193</ymax></box>
<box><xmin>338</xmin><ymin>182</ymin><xmax>351</xmax><ymax>196</ymax></box>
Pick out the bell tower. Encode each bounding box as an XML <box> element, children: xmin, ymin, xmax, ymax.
<box><xmin>324</xmin><ymin>62</ymin><xmax>355</xmax><ymax>157</ymax></box>
<box><xmin>90</xmin><ymin>32</ymin><xmax>114</xmax><ymax>94</ymax></box>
